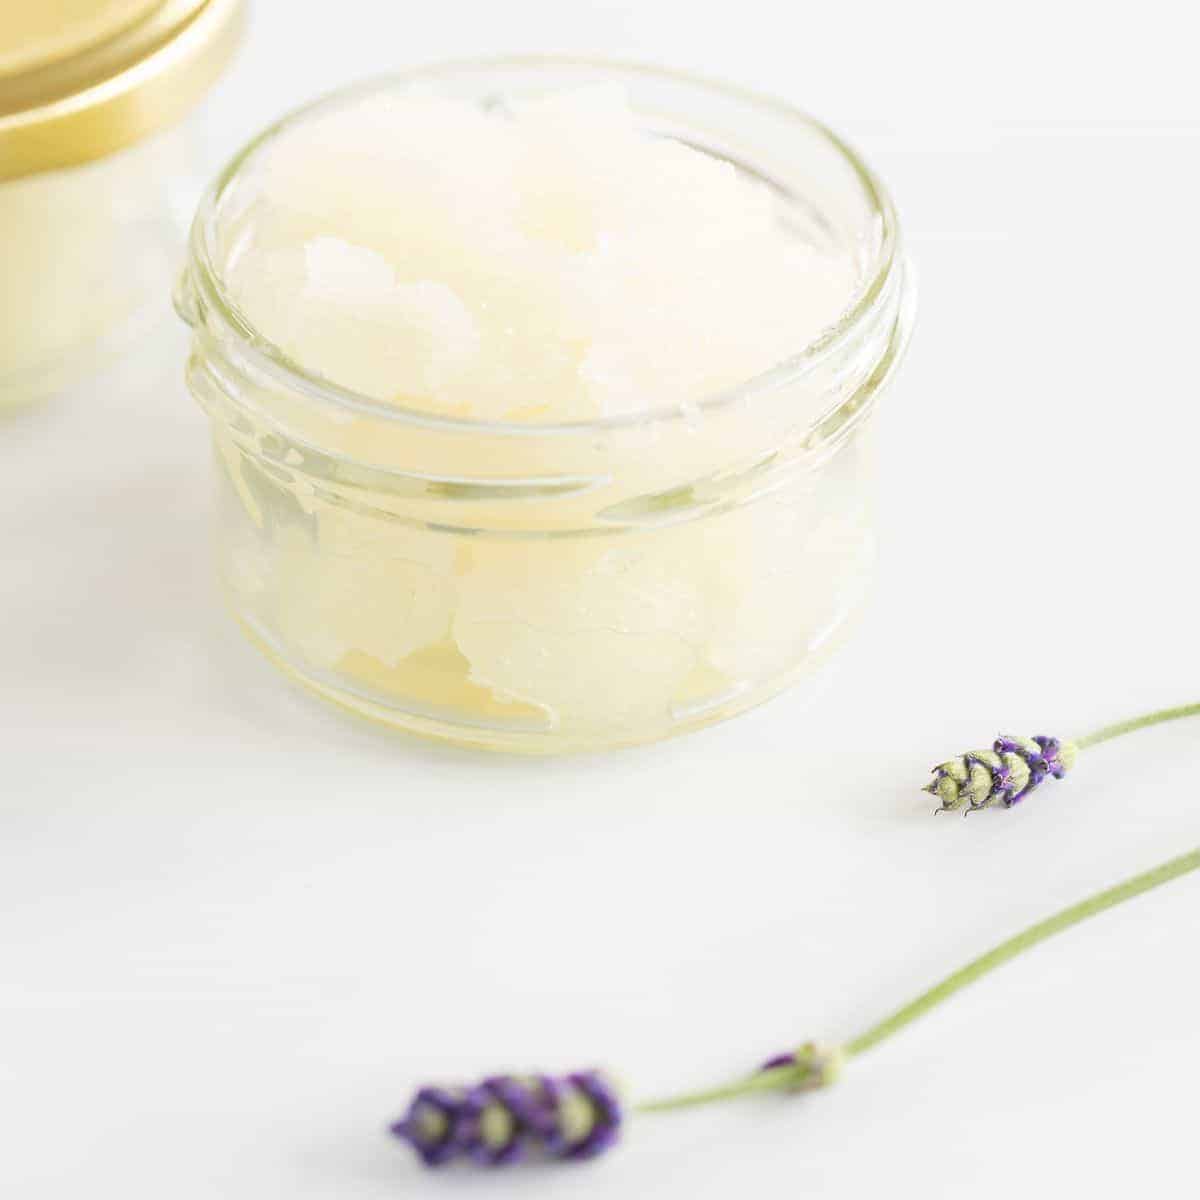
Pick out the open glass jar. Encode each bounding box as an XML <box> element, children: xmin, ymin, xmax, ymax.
<box><xmin>177</xmin><ymin>59</ymin><xmax>915</xmax><ymax>753</ymax></box>
<box><xmin>0</xmin><ymin>0</ymin><xmax>244</xmax><ymax>407</ymax></box>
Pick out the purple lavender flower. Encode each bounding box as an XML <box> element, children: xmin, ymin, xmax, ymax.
<box><xmin>390</xmin><ymin>1087</ymin><xmax>463</xmax><ymax>1167</ymax></box>
<box><xmin>1034</xmin><ymin>736</ymin><xmax>1072</xmax><ymax>779</ymax></box>
<box><xmin>757</xmin><ymin>1042</ymin><xmax>844</xmax><ymax>1090</ymax></box>
<box><xmin>925</xmin><ymin>734</ymin><xmax>1078</xmax><ymax>814</ymax></box>
<box><xmin>759</xmin><ymin>1053</ymin><xmax>797</xmax><ymax>1071</ymax></box>
<box><xmin>390</xmin><ymin>1069</ymin><xmax>622</xmax><ymax>1168</ymax></box>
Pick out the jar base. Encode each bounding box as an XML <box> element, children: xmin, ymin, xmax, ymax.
<box><xmin>227</xmin><ymin>598</ymin><xmax>863</xmax><ymax>756</ymax></box>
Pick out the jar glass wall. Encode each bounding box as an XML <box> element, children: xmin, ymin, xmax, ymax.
<box><xmin>0</xmin><ymin>0</ymin><xmax>243</xmax><ymax>408</ymax></box>
<box><xmin>177</xmin><ymin>59</ymin><xmax>916</xmax><ymax>753</ymax></box>
<box><xmin>1</xmin><ymin>120</ymin><xmax>200</xmax><ymax>407</ymax></box>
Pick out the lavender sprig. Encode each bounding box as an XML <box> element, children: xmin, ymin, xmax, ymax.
<box><xmin>925</xmin><ymin>700</ymin><xmax>1200</xmax><ymax>814</ymax></box>
<box><xmin>390</xmin><ymin>847</ymin><xmax>1199</xmax><ymax>1169</ymax></box>
<box><xmin>391</xmin><ymin>1071</ymin><xmax>621</xmax><ymax>1166</ymax></box>
<box><xmin>926</xmin><ymin>735</ymin><xmax>1076</xmax><ymax>813</ymax></box>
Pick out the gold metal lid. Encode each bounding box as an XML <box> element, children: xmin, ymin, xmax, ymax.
<box><xmin>0</xmin><ymin>0</ymin><xmax>245</xmax><ymax>181</ymax></box>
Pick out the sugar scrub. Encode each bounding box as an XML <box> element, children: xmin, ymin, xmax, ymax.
<box><xmin>225</xmin><ymin>86</ymin><xmax>859</xmax><ymax>421</ymax></box>
<box><xmin>179</xmin><ymin>62</ymin><xmax>915</xmax><ymax>751</ymax></box>
<box><xmin>0</xmin><ymin>129</ymin><xmax>194</xmax><ymax>404</ymax></box>
<box><xmin>0</xmin><ymin>0</ymin><xmax>244</xmax><ymax>406</ymax></box>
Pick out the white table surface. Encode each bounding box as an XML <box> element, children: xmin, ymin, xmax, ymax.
<box><xmin>4</xmin><ymin>3</ymin><xmax>1199</xmax><ymax>1197</ymax></box>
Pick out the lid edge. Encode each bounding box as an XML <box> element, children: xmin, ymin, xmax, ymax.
<box><xmin>0</xmin><ymin>0</ymin><xmax>244</xmax><ymax>181</ymax></box>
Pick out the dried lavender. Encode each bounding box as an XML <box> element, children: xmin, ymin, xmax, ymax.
<box><xmin>391</xmin><ymin>1071</ymin><xmax>621</xmax><ymax>1166</ymax></box>
<box><xmin>390</xmin><ymin>846</ymin><xmax>1199</xmax><ymax>1169</ymax></box>
<box><xmin>925</xmin><ymin>700</ymin><xmax>1200</xmax><ymax>814</ymax></box>
<box><xmin>926</xmin><ymin>735</ymin><xmax>1076</xmax><ymax>813</ymax></box>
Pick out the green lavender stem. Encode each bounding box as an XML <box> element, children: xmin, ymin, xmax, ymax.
<box><xmin>636</xmin><ymin>1067</ymin><xmax>800</xmax><ymax>1114</ymax></box>
<box><xmin>844</xmin><ymin>846</ymin><xmax>1198</xmax><ymax>1055</ymax></box>
<box><xmin>1075</xmin><ymin>701</ymin><xmax>1200</xmax><ymax>749</ymax></box>
<box><xmin>637</xmin><ymin>847</ymin><xmax>1200</xmax><ymax>1114</ymax></box>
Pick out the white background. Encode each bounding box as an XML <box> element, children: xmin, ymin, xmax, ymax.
<box><xmin>3</xmin><ymin>2</ymin><xmax>1200</xmax><ymax>1197</ymax></box>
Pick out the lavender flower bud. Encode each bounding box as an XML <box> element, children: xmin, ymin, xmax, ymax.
<box><xmin>925</xmin><ymin>734</ymin><xmax>1078</xmax><ymax>814</ymax></box>
<box><xmin>390</xmin><ymin>1069</ymin><xmax>622</xmax><ymax>1167</ymax></box>
<box><xmin>758</xmin><ymin>1042</ymin><xmax>844</xmax><ymax>1090</ymax></box>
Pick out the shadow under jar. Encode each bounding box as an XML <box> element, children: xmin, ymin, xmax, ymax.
<box><xmin>176</xmin><ymin>58</ymin><xmax>916</xmax><ymax>754</ymax></box>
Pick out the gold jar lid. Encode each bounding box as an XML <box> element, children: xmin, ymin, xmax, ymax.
<box><xmin>0</xmin><ymin>0</ymin><xmax>245</xmax><ymax>181</ymax></box>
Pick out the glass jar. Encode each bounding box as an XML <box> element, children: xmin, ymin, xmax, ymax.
<box><xmin>176</xmin><ymin>59</ymin><xmax>915</xmax><ymax>753</ymax></box>
<box><xmin>0</xmin><ymin>0</ymin><xmax>244</xmax><ymax>408</ymax></box>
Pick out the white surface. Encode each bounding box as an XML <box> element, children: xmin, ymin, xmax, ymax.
<box><xmin>3</xmin><ymin>3</ymin><xmax>1199</xmax><ymax>1197</ymax></box>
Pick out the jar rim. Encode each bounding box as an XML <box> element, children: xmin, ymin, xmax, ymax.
<box><xmin>187</xmin><ymin>55</ymin><xmax>908</xmax><ymax>438</ymax></box>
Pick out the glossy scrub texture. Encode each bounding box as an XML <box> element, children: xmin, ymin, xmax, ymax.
<box><xmin>226</xmin><ymin>87</ymin><xmax>859</xmax><ymax>420</ymax></box>
<box><xmin>182</xmin><ymin>69</ymin><xmax>911</xmax><ymax>751</ymax></box>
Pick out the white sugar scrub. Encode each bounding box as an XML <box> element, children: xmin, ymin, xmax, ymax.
<box><xmin>0</xmin><ymin>129</ymin><xmax>196</xmax><ymax>404</ymax></box>
<box><xmin>223</xmin><ymin>85</ymin><xmax>860</xmax><ymax>421</ymax></box>
<box><xmin>178</xmin><ymin>61</ymin><xmax>915</xmax><ymax>752</ymax></box>
<box><xmin>0</xmin><ymin>0</ymin><xmax>244</xmax><ymax>407</ymax></box>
